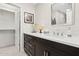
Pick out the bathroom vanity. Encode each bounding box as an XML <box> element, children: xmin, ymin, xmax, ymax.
<box><xmin>24</xmin><ymin>33</ymin><xmax>79</xmax><ymax>56</ymax></box>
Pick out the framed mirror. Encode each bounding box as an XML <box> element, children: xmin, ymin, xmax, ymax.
<box><xmin>51</xmin><ymin>3</ymin><xmax>75</xmax><ymax>25</ymax></box>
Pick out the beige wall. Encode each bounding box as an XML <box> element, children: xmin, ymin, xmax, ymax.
<box><xmin>35</xmin><ymin>3</ymin><xmax>51</xmax><ymax>26</ymax></box>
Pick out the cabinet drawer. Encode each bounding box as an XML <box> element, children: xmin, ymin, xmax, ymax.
<box><xmin>24</xmin><ymin>48</ymin><xmax>32</xmax><ymax>56</ymax></box>
<box><xmin>24</xmin><ymin>42</ymin><xmax>33</xmax><ymax>48</ymax></box>
<box><xmin>24</xmin><ymin>37</ymin><xmax>32</xmax><ymax>41</ymax></box>
<box><xmin>24</xmin><ymin>42</ymin><xmax>35</xmax><ymax>55</ymax></box>
<box><xmin>24</xmin><ymin>34</ymin><xmax>33</xmax><ymax>39</ymax></box>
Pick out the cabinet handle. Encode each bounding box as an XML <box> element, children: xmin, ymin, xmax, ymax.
<box><xmin>27</xmin><ymin>43</ymin><xmax>32</xmax><ymax>47</ymax></box>
<box><xmin>44</xmin><ymin>50</ymin><xmax>49</xmax><ymax>56</ymax></box>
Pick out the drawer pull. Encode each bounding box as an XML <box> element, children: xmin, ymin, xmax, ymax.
<box><xmin>26</xmin><ymin>43</ymin><xmax>32</xmax><ymax>47</ymax></box>
<box><xmin>44</xmin><ymin>50</ymin><xmax>49</xmax><ymax>56</ymax></box>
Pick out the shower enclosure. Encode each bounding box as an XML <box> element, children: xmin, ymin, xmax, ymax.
<box><xmin>0</xmin><ymin>3</ymin><xmax>20</xmax><ymax>51</ymax></box>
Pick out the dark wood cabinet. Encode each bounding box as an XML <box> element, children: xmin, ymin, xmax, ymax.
<box><xmin>24</xmin><ymin>34</ymin><xmax>79</xmax><ymax>56</ymax></box>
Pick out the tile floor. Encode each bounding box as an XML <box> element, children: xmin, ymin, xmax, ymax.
<box><xmin>0</xmin><ymin>46</ymin><xmax>27</xmax><ymax>56</ymax></box>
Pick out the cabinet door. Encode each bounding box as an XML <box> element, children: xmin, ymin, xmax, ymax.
<box><xmin>35</xmin><ymin>39</ymin><xmax>45</xmax><ymax>56</ymax></box>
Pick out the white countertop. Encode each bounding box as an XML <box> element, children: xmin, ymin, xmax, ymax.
<box><xmin>24</xmin><ymin>32</ymin><xmax>79</xmax><ymax>48</ymax></box>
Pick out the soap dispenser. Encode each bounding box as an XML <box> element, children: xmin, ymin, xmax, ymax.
<box><xmin>51</xmin><ymin>17</ymin><xmax>56</xmax><ymax>25</ymax></box>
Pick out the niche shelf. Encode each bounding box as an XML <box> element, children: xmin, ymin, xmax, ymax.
<box><xmin>0</xmin><ymin>9</ymin><xmax>15</xmax><ymax>30</ymax></box>
<box><xmin>0</xmin><ymin>30</ymin><xmax>15</xmax><ymax>48</ymax></box>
